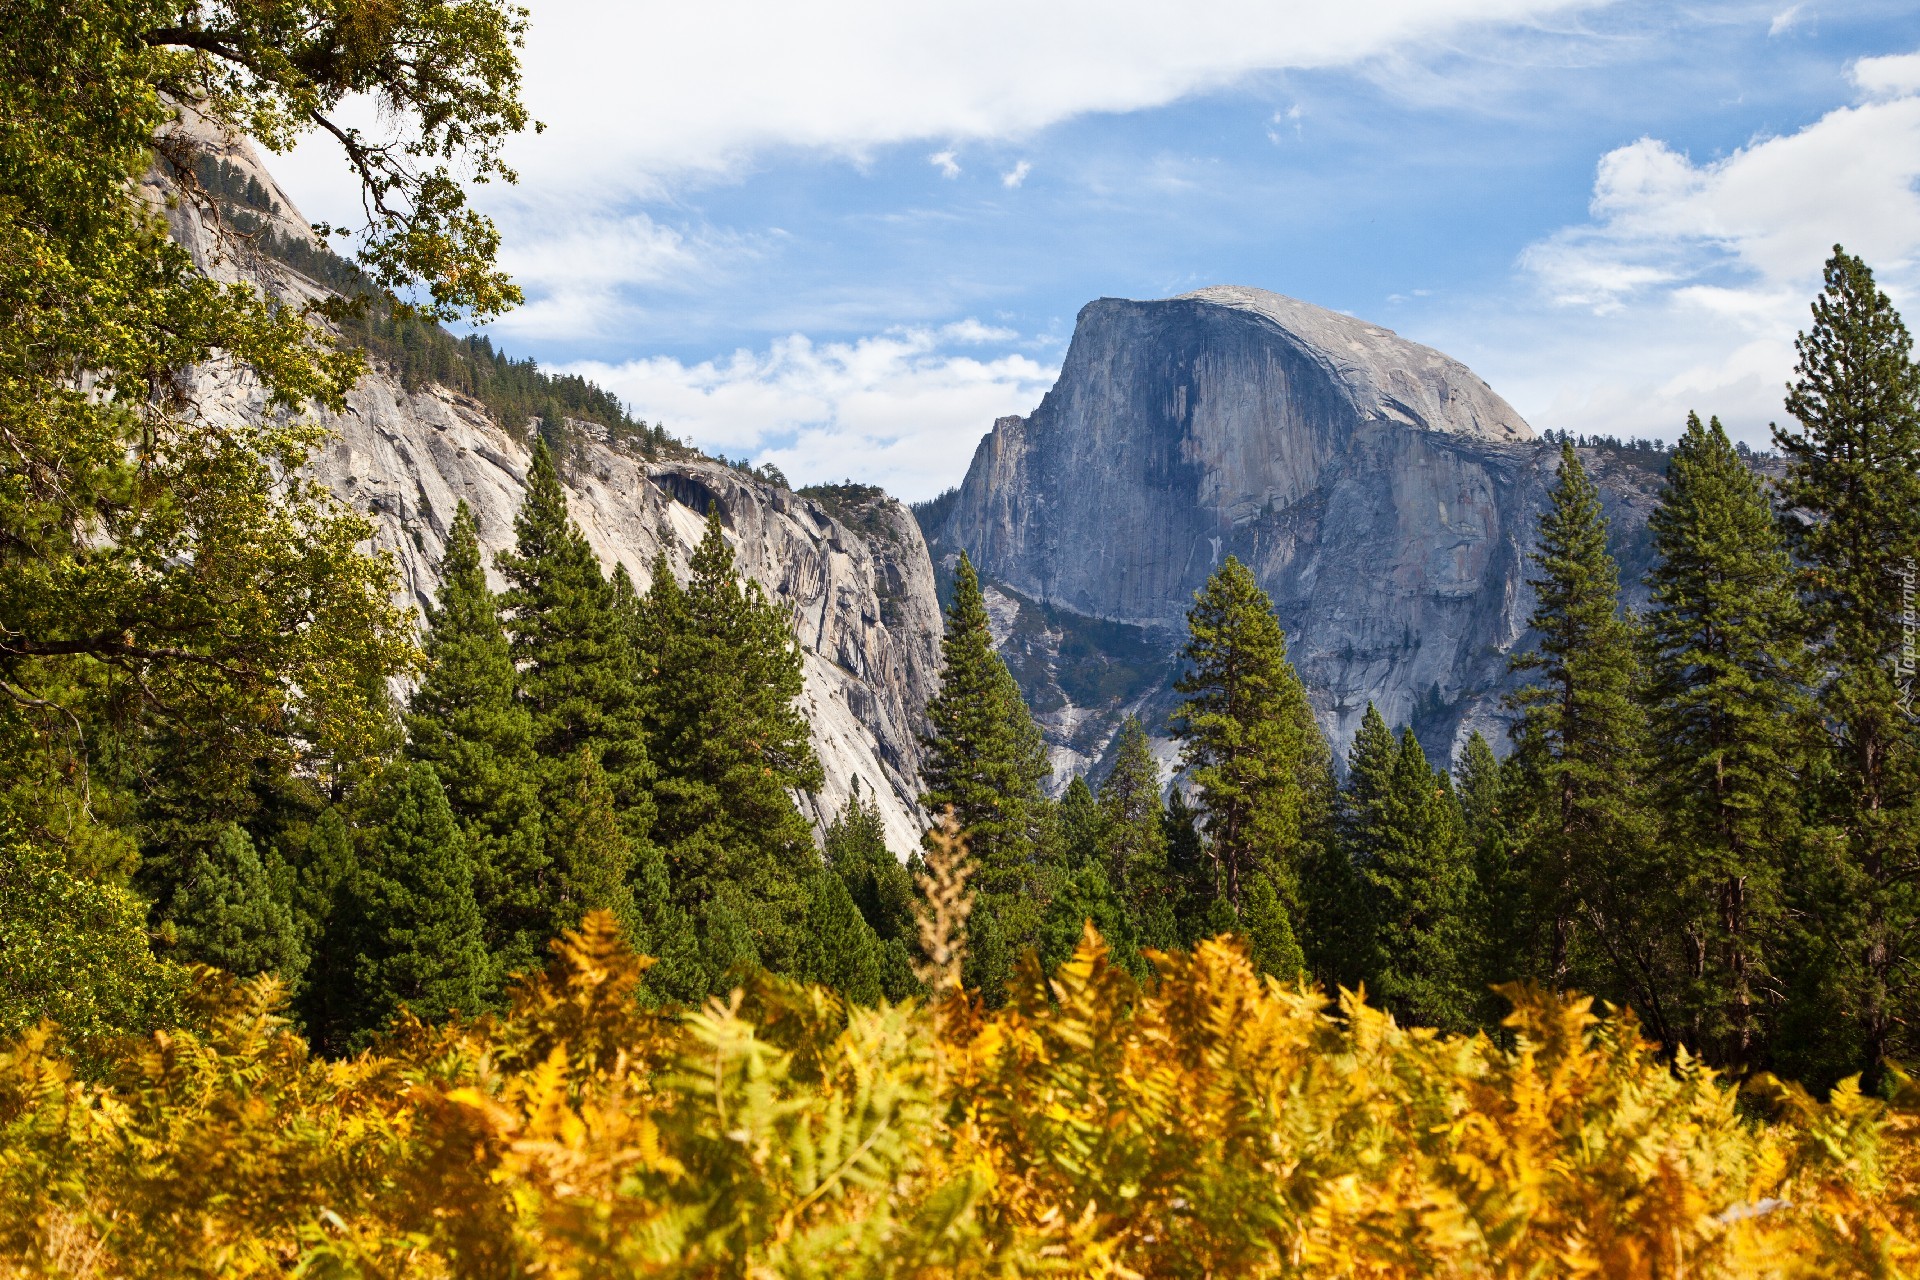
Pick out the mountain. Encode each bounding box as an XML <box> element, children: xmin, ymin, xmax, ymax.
<box><xmin>161</xmin><ymin>122</ymin><xmax>943</xmax><ymax>854</ymax></box>
<box><xmin>918</xmin><ymin>286</ymin><xmax>1670</xmax><ymax>781</ymax></box>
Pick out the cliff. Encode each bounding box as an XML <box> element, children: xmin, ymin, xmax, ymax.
<box><xmin>161</xmin><ymin>124</ymin><xmax>942</xmax><ymax>854</ymax></box>
<box><xmin>922</xmin><ymin>288</ymin><xmax>1665</xmax><ymax>780</ymax></box>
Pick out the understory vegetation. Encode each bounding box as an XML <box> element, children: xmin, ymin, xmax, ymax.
<box><xmin>5</xmin><ymin>0</ymin><xmax>1920</xmax><ymax>1271</ymax></box>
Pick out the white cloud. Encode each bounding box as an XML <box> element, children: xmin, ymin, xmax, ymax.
<box><xmin>929</xmin><ymin>149</ymin><xmax>962</xmax><ymax>179</ymax></box>
<box><xmin>1485</xmin><ymin>55</ymin><xmax>1920</xmax><ymax>446</ymax></box>
<box><xmin>1768</xmin><ymin>3</ymin><xmax>1804</xmax><ymax>36</ymax></box>
<box><xmin>1001</xmin><ymin>160</ymin><xmax>1033</xmax><ymax>188</ymax></box>
<box><xmin>1854</xmin><ymin>50</ymin><xmax>1920</xmax><ymax>100</ymax></box>
<box><xmin>559</xmin><ymin>325</ymin><xmax>1057</xmax><ymax>500</ymax></box>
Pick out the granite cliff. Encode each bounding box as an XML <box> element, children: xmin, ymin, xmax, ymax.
<box><xmin>920</xmin><ymin>287</ymin><xmax>1666</xmax><ymax>781</ymax></box>
<box><xmin>162</xmin><ymin>125</ymin><xmax>943</xmax><ymax>854</ymax></box>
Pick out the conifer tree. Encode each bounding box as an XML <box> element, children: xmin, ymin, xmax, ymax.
<box><xmin>794</xmin><ymin>871</ymin><xmax>885</xmax><ymax>1005</ymax></box>
<box><xmin>292</xmin><ymin>806</ymin><xmax>359</xmax><ymax>1050</ymax></box>
<box><xmin>1324</xmin><ymin>704</ymin><xmax>1399</xmax><ymax>991</ymax></box>
<box><xmin>1162</xmin><ymin>786</ymin><xmax>1215</xmax><ymax>947</ymax></box>
<box><xmin>1100</xmin><ymin>717</ymin><xmax>1178</xmax><ymax>952</ymax></box>
<box><xmin>345</xmin><ymin>762</ymin><xmax>488</xmax><ymax>1040</ymax></box>
<box><xmin>1645</xmin><ymin>412</ymin><xmax>1807</xmax><ymax>1068</ymax></box>
<box><xmin>1773</xmin><ymin>248</ymin><xmax>1920</xmax><ymax>1089</ymax></box>
<box><xmin>1059</xmin><ymin>775</ymin><xmax>1103</xmax><ymax>873</ymax></box>
<box><xmin>920</xmin><ymin>553</ymin><xmax>1053</xmax><ymax>986</ymax></box>
<box><xmin>634</xmin><ymin>511</ymin><xmax>822</xmax><ymax>982</ymax></box>
<box><xmin>1173</xmin><ymin>557</ymin><xmax>1330</xmax><ymax>921</ymax></box>
<box><xmin>167</xmin><ymin>823</ymin><xmax>305</xmax><ymax>982</ymax></box>
<box><xmin>543</xmin><ymin>747</ymin><xmax>639</xmax><ymax>944</ymax></box>
<box><xmin>406</xmin><ymin>501</ymin><xmax>550</xmax><ymax>985</ymax></box>
<box><xmin>1506</xmin><ymin>443</ymin><xmax>1651</xmax><ymax>1002</ymax></box>
<box><xmin>1040</xmin><ymin>862</ymin><xmax>1138</xmax><ymax>978</ymax></box>
<box><xmin>1457</xmin><ymin>732</ymin><xmax>1522</xmax><ymax>1010</ymax></box>
<box><xmin>1241</xmin><ymin>869</ymin><xmax>1306</xmax><ymax>982</ymax></box>
<box><xmin>1359</xmin><ymin>729</ymin><xmax>1475</xmax><ymax>1032</ymax></box>
<box><xmin>497</xmin><ymin>438</ymin><xmax>654</xmax><ymax>831</ymax></box>
<box><xmin>824</xmin><ymin>786</ymin><xmax>921</xmax><ymax>1001</ymax></box>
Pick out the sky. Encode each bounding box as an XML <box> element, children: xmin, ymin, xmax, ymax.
<box><xmin>269</xmin><ymin>0</ymin><xmax>1920</xmax><ymax>501</ymax></box>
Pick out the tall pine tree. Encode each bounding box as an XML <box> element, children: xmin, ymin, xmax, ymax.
<box><xmin>1773</xmin><ymin>248</ymin><xmax>1920</xmax><ymax>1091</ymax></box>
<box><xmin>920</xmin><ymin>553</ymin><xmax>1052</xmax><ymax>994</ymax></box>
<box><xmin>1099</xmin><ymin>717</ymin><xmax>1177</xmax><ymax>953</ymax></box>
<box><xmin>406</xmin><ymin>501</ymin><xmax>550</xmax><ymax>988</ymax></box>
<box><xmin>498</xmin><ymin>438</ymin><xmax>655</xmax><ymax>835</ymax></box>
<box><xmin>1457</xmin><ymin>731</ymin><xmax>1522</xmax><ymax>1019</ymax></box>
<box><xmin>1173</xmin><ymin>557</ymin><xmax>1330</xmax><ymax>946</ymax></box>
<box><xmin>1506</xmin><ymin>442</ymin><xmax>1652</xmax><ymax>1013</ymax></box>
<box><xmin>342</xmin><ymin>762</ymin><xmax>488</xmax><ymax>1042</ymax></box>
<box><xmin>1645</xmin><ymin>412</ymin><xmax>1807</xmax><ymax>1069</ymax></box>
<box><xmin>823</xmin><ymin>784</ymin><xmax>921</xmax><ymax>1001</ymax></box>
<box><xmin>633</xmin><ymin>510</ymin><xmax>823</xmax><ymax>986</ymax></box>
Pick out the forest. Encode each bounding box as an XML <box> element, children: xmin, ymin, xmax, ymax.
<box><xmin>5</xmin><ymin>0</ymin><xmax>1920</xmax><ymax>1272</ymax></box>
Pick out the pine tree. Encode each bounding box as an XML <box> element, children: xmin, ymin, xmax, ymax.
<box><xmin>1059</xmin><ymin>775</ymin><xmax>1103</xmax><ymax>873</ymax></box>
<box><xmin>1359</xmin><ymin>729</ymin><xmax>1475</xmax><ymax>1032</ymax></box>
<box><xmin>1040</xmin><ymin>861</ymin><xmax>1138</xmax><ymax>978</ymax></box>
<box><xmin>1645</xmin><ymin>412</ymin><xmax>1807</xmax><ymax>1069</ymax></box>
<box><xmin>1099</xmin><ymin>717</ymin><xmax>1177</xmax><ymax>952</ymax></box>
<box><xmin>406</xmin><ymin>500</ymin><xmax>550</xmax><ymax>987</ymax></box>
<box><xmin>167</xmin><ymin>823</ymin><xmax>305</xmax><ymax>982</ymax></box>
<box><xmin>793</xmin><ymin>871</ymin><xmax>885</xmax><ymax>1005</ymax></box>
<box><xmin>824</xmin><ymin>786</ymin><xmax>921</xmax><ymax>1001</ymax></box>
<box><xmin>346</xmin><ymin>762</ymin><xmax>488</xmax><ymax>1040</ymax></box>
<box><xmin>634</xmin><ymin>510</ymin><xmax>823</xmax><ymax>982</ymax></box>
<box><xmin>1172</xmin><ymin>557</ymin><xmax>1330</xmax><ymax>921</ymax></box>
<box><xmin>543</xmin><ymin>747</ymin><xmax>639</xmax><ymax>944</ymax></box>
<box><xmin>1325</xmin><ymin>704</ymin><xmax>1399</xmax><ymax>991</ymax></box>
<box><xmin>1162</xmin><ymin>786</ymin><xmax>1215</xmax><ymax>948</ymax></box>
<box><xmin>1773</xmin><ymin>247</ymin><xmax>1920</xmax><ymax>1090</ymax></box>
<box><xmin>1506</xmin><ymin>443</ymin><xmax>1652</xmax><ymax>1009</ymax></box>
<box><xmin>920</xmin><ymin>554</ymin><xmax>1052</xmax><ymax>890</ymax></box>
<box><xmin>920</xmin><ymin>553</ymin><xmax>1053</xmax><ymax>991</ymax></box>
<box><xmin>1457</xmin><ymin>732</ymin><xmax>1522</xmax><ymax>1014</ymax></box>
<box><xmin>1241</xmin><ymin>869</ymin><xmax>1306</xmax><ymax>982</ymax></box>
<box><xmin>497</xmin><ymin>438</ymin><xmax>654</xmax><ymax>833</ymax></box>
<box><xmin>292</xmin><ymin>806</ymin><xmax>358</xmax><ymax>1050</ymax></box>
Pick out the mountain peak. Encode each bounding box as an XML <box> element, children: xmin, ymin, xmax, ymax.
<box><xmin>1170</xmin><ymin>285</ymin><xmax>1533</xmax><ymax>444</ymax></box>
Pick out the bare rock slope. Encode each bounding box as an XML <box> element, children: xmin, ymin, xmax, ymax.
<box><xmin>922</xmin><ymin>288</ymin><xmax>1663</xmax><ymax>780</ymax></box>
<box><xmin>168</xmin><ymin>128</ymin><xmax>942</xmax><ymax>854</ymax></box>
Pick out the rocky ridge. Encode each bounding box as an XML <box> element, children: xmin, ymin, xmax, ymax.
<box><xmin>162</xmin><ymin>126</ymin><xmax>942</xmax><ymax>855</ymax></box>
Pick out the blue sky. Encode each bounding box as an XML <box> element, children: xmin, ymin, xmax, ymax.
<box><xmin>273</xmin><ymin>0</ymin><xmax>1920</xmax><ymax>500</ymax></box>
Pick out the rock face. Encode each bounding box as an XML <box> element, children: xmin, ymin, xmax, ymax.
<box><xmin>165</xmin><ymin>128</ymin><xmax>943</xmax><ymax>855</ymax></box>
<box><xmin>921</xmin><ymin>287</ymin><xmax>1664</xmax><ymax>780</ymax></box>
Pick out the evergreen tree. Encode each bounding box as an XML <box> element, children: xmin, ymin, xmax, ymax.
<box><xmin>345</xmin><ymin>762</ymin><xmax>488</xmax><ymax>1040</ymax></box>
<box><xmin>1323</xmin><ymin>704</ymin><xmax>1399</xmax><ymax>991</ymax></box>
<box><xmin>824</xmin><ymin>786</ymin><xmax>921</xmax><ymax>1001</ymax></box>
<box><xmin>166</xmin><ymin>823</ymin><xmax>305</xmax><ymax>982</ymax></box>
<box><xmin>920</xmin><ymin>553</ymin><xmax>1053</xmax><ymax>992</ymax></box>
<box><xmin>793</xmin><ymin>872</ymin><xmax>885</xmax><ymax>1005</ymax></box>
<box><xmin>497</xmin><ymin>438</ymin><xmax>654</xmax><ymax>831</ymax></box>
<box><xmin>1162</xmin><ymin>786</ymin><xmax>1215</xmax><ymax>948</ymax></box>
<box><xmin>1773</xmin><ymin>248</ymin><xmax>1920</xmax><ymax>1091</ymax></box>
<box><xmin>1645</xmin><ymin>412</ymin><xmax>1807</xmax><ymax>1069</ymax></box>
<box><xmin>634</xmin><ymin>511</ymin><xmax>823</xmax><ymax>984</ymax></box>
<box><xmin>292</xmin><ymin>806</ymin><xmax>359</xmax><ymax>1049</ymax></box>
<box><xmin>1506</xmin><ymin>443</ymin><xmax>1652</xmax><ymax>1011</ymax></box>
<box><xmin>1358</xmin><ymin>729</ymin><xmax>1475</xmax><ymax>1032</ymax></box>
<box><xmin>406</xmin><ymin>500</ymin><xmax>549</xmax><ymax>986</ymax></box>
<box><xmin>1059</xmin><ymin>775</ymin><xmax>1103</xmax><ymax>873</ymax></box>
<box><xmin>1240</xmin><ymin>869</ymin><xmax>1306</xmax><ymax>982</ymax></box>
<box><xmin>1040</xmin><ymin>862</ymin><xmax>1138</xmax><ymax>978</ymax></box>
<box><xmin>1099</xmin><ymin>717</ymin><xmax>1177</xmax><ymax>952</ymax></box>
<box><xmin>1457</xmin><ymin>732</ymin><xmax>1522</xmax><ymax>1012</ymax></box>
<box><xmin>543</xmin><ymin>747</ymin><xmax>639</xmax><ymax>944</ymax></box>
<box><xmin>1172</xmin><ymin>556</ymin><xmax>1330</xmax><ymax>922</ymax></box>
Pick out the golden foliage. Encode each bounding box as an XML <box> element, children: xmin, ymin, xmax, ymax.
<box><xmin>4</xmin><ymin>915</ymin><xmax>1920</xmax><ymax>1277</ymax></box>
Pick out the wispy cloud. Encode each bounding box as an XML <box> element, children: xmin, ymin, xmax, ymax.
<box><xmin>1768</xmin><ymin>4</ymin><xmax>1805</xmax><ymax>36</ymax></box>
<box><xmin>1001</xmin><ymin>160</ymin><xmax>1032</xmax><ymax>188</ymax></box>
<box><xmin>928</xmin><ymin>150</ymin><xmax>962</xmax><ymax>179</ymax></box>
